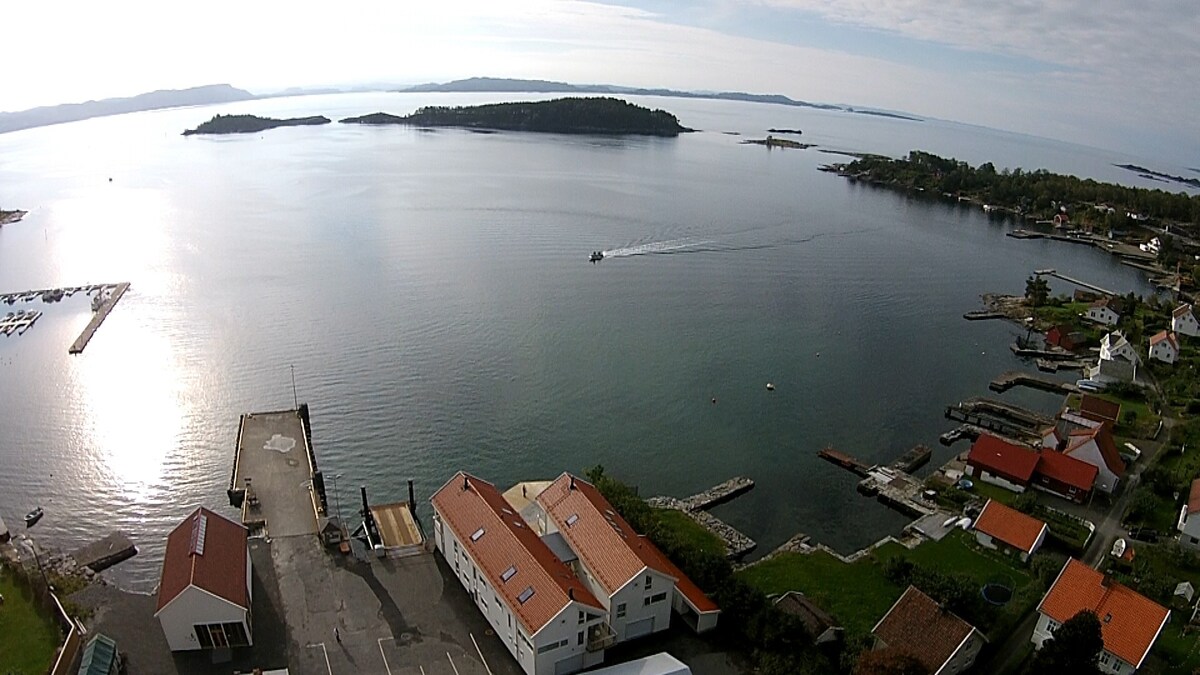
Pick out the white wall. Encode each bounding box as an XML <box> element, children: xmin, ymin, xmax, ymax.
<box><xmin>970</xmin><ymin>469</ymin><xmax>1027</xmax><ymax>494</ymax></box>
<box><xmin>1179</xmin><ymin>509</ymin><xmax>1200</xmax><ymax>550</ymax></box>
<box><xmin>1173</xmin><ymin>313</ymin><xmax>1199</xmax><ymax>337</ymax></box>
<box><xmin>1068</xmin><ymin>441</ymin><xmax>1119</xmax><ymax>494</ymax></box>
<box><xmin>157</xmin><ymin>586</ymin><xmax>250</xmax><ymax>651</ymax></box>
<box><xmin>1150</xmin><ymin>341</ymin><xmax>1177</xmax><ymax>364</ymax></box>
<box><xmin>1033</xmin><ymin>613</ymin><xmax>1131</xmax><ymax>674</ymax></box>
<box><xmin>940</xmin><ymin>629</ymin><xmax>984</xmax><ymax>675</ymax></box>
<box><xmin>609</xmin><ymin>568</ymin><xmax>674</xmax><ymax>642</ymax></box>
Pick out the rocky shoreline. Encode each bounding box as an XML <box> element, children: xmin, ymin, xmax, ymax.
<box><xmin>1</xmin><ymin>209</ymin><xmax>27</xmax><ymax>225</ymax></box>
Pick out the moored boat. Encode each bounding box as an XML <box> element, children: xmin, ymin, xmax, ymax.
<box><xmin>25</xmin><ymin>507</ymin><xmax>44</xmax><ymax>527</ymax></box>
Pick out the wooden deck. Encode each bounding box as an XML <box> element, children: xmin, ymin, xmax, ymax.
<box><xmin>371</xmin><ymin>502</ymin><xmax>424</xmax><ymax>549</ymax></box>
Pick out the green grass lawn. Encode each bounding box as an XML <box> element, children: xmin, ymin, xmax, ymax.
<box><xmin>653</xmin><ymin>509</ymin><xmax>726</xmax><ymax>557</ymax></box>
<box><xmin>738</xmin><ymin>531</ymin><xmax>1041</xmax><ymax>640</ymax></box>
<box><xmin>969</xmin><ymin>481</ymin><xmax>1020</xmax><ymax>506</ymax></box>
<box><xmin>0</xmin><ymin>566</ymin><xmax>61</xmax><ymax>675</ymax></box>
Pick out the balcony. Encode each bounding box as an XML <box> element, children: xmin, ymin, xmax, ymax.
<box><xmin>586</xmin><ymin>622</ymin><xmax>617</xmax><ymax>652</ymax></box>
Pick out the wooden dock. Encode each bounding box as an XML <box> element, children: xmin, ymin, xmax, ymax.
<box><xmin>818</xmin><ymin>447</ymin><xmax>872</xmax><ymax>476</ymax></box>
<box><xmin>1034</xmin><ymin>269</ymin><xmax>1114</xmax><ymax>297</ymax></box>
<box><xmin>70</xmin><ymin>532</ymin><xmax>137</xmax><ymax>572</ymax></box>
<box><xmin>69</xmin><ymin>282</ymin><xmax>129</xmax><ymax>354</ymax></box>
<box><xmin>990</xmin><ymin>370</ymin><xmax>1078</xmax><ymax>395</ymax></box>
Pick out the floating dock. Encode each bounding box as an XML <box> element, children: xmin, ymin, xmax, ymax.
<box><xmin>69</xmin><ymin>282</ymin><xmax>130</xmax><ymax>354</ymax></box>
<box><xmin>71</xmin><ymin>532</ymin><xmax>137</xmax><ymax>572</ymax></box>
<box><xmin>990</xmin><ymin>370</ymin><xmax>1078</xmax><ymax>395</ymax></box>
<box><xmin>370</xmin><ymin>502</ymin><xmax>425</xmax><ymax>558</ymax></box>
<box><xmin>1006</xmin><ymin>230</ymin><xmax>1045</xmax><ymax>240</ymax></box>
<box><xmin>0</xmin><ymin>309</ymin><xmax>41</xmax><ymax>336</ymax></box>
<box><xmin>1034</xmin><ymin>269</ymin><xmax>1114</xmax><ymax>297</ymax></box>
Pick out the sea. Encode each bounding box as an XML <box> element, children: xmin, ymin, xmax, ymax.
<box><xmin>0</xmin><ymin>92</ymin><xmax>1189</xmax><ymax>591</ymax></box>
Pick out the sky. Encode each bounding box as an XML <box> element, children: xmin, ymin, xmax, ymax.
<box><xmin>3</xmin><ymin>0</ymin><xmax>1197</xmax><ymax>165</ymax></box>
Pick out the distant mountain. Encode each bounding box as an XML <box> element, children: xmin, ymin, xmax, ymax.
<box><xmin>0</xmin><ymin>84</ymin><xmax>257</xmax><ymax>134</ymax></box>
<box><xmin>399</xmin><ymin>78</ymin><xmax>922</xmax><ymax>122</ymax></box>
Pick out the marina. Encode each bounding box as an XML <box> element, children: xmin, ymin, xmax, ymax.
<box><xmin>0</xmin><ymin>308</ymin><xmax>41</xmax><ymax>336</ymax></box>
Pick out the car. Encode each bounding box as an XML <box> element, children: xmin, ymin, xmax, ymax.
<box><xmin>1076</xmin><ymin>379</ymin><xmax>1107</xmax><ymax>393</ymax></box>
<box><xmin>1127</xmin><ymin>527</ymin><xmax>1160</xmax><ymax>543</ymax></box>
<box><xmin>1123</xmin><ymin>442</ymin><xmax>1143</xmax><ymax>462</ymax></box>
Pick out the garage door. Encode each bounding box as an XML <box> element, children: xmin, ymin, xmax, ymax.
<box><xmin>555</xmin><ymin>653</ymin><xmax>583</xmax><ymax>675</ymax></box>
<box><xmin>625</xmin><ymin>617</ymin><xmax>654</xmax><ymax>640</ymax></box>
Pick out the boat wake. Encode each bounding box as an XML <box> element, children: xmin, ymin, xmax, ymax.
<box><xmin>601</xmin><ymin>238</ymin><xmax>716</xmax><ymax>258</ymax></box>
<box><xmin>597</xmin><ymin>227</ymin><xmax>882</xmax><ymax>261</ymax></box>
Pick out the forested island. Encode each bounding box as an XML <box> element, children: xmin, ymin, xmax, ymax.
<box><xmin>340</xmin><ymin>97</ymin><xmax>690</xmax><ymax>136</ymax></box>
<box><xmin>833</xmin><ymin>151</ymin><xmax>1200</xmax><ymax>229</ymax></box>
<box><xmin>1115</xmin><ymin>164</ymin><xmax>1200</xmax><ymax>189</ymax></box>
<box><xmin>0</xmin><ymin>209</ymin><xmax>27</xmax><ymax>225</ymax></box>
<box><xmin>182</xmin><ymin>114</ymin><xmax>331</xmax><ymax>136</ymax></box>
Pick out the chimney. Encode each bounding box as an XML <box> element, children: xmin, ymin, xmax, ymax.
<box><xmin>569</xmin><ymin>588</ymin><xmax>574</xmax><ymax>600</ymax></box>
<box><xmin>569</xmin><ymin>476</ymin><xmax>576</xmax><ymax>491</ymax></box>
<box><xmin>463</xmin><ymin>474</ymin><xmax>469</xmax><ymax>491</ymax></box>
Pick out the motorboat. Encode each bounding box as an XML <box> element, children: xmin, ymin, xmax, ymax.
<box><xmin>589</xmin><ymin>251</ymin><xmax>604</xmax><ymax>263</ymax></box>
<box><xmin>25</xmin><ymin>507</ymin><xmax>44</xmax><ymax>527</ymax></box>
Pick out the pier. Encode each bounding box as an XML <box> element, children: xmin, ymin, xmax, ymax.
<box><xmin>891</xmin><ymin>445</ymin><xmax>932</xmax><ymax>473</ymax></box>
<box><xmin>1034</xmin><ymin>269</ymin><xmax>1115</xmax><ymax>297</ymax></box>
<box><xmin>227</xmin><ymin>406</ymin><xmax>321</xmax><ymax>537</ymax></box>
<box><xmin>818</xmin><ymin>447</ymin><xmax>872</xmax><ymax>476</ymax></box>
<box><xmin>70</xmin><ymin>532</ymin><xmax>137</xmax><ymax>572</ymax></box>
<box><xmin>647</xmin><ymin>477</ymin><xmax>758</xmax><ymax>558</ymax></box>
<box><xmin>817</xmin><ymin>446</ymin><xmax>938</xmax><ymax>518</ymax></box>
<box><xmin>990</xmin><ymin>370</ymin><xmax>1079</xmax><ymax>395</ymax></box>
<box><xmin>962</xmin><ymin>310</ymin><xmax>1005</xmax><ymax>321</ymax></box>
<box><xmin>69</xmin><ymin>282</ymin><xmax>130</xmax><ymax>354</ymax></box>
<box><xmin>940</xmin><ymin>424</ymin><xmax>985</xmax><ymax>446</ymax></box>
<box><xmin>0</xmin><ymin>309</ymin><xmax>41</xmax><ymax>336</ymax></box>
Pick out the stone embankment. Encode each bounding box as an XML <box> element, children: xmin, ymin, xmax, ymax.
<box><xmin>648</xmin><ymin>477</ymin><xmax>757</xmax><ymax>559</ymax></box>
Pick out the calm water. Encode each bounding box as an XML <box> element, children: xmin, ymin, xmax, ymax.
<box><xmin>0</xmin><ymin>93</ymin><xmax>1166</xmax><ymax>590</ymax></box>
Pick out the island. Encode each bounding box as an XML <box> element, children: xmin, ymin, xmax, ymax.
<box><xmin>182</xmin><ymin>114</ymin><xmax>331</xmax><ymax>136</ymax></box>
<box><xmin>0</xmin><ymin>209</ymin><xmax>26</xmax><ymax>225</ymax></box>
<box><xmin>1114</xmin><ymin>164</ymin><xmax>1200</xmax><ymax>189</ymax></box>
<box><xmin>340</xmin><ymin>97</ymin><xmax>691</xmax><ymax>136</ymax></box>
<box><xmin>740</xmin><ymin>137</ymin><xmax>815</xmax><ymax>149</ymax></box>
<box><xmin>767</xmin><ymin>128</ymin><xmax>803</xmax><ymax>135</ymax></box>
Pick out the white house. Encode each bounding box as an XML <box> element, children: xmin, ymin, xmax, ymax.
<box><xmin>1090</xmin><ymin>331</ymin><xmax>1140</xmax><ymax>383</ymax></box>
<box><xmin>155</xmin><ymin>507</ymin><xmax>253</xmax><ymax>651</ymax></box>
<box><xmin>1087</xmin><ymin>298</ymin><xmax>1121</xmax><ymax>326</ymax></box>
<box><xmin>1173</xmin><ymin>304</ymin><xmax>1200</xmax><ymax>338</ymax></box>
<box><xmin>1100</xmin><ymin>331</ymin><xmax>1139</xmax><ymax>364</ymax></box>
<box><xmin>1043</xmin><ymin>423</ymin><xmax>1125</xmax><ymax>494</ymax></box>
<box><xmin>1149</xmin><ymin>330</ymin><xmax>1180</xmax><ymax>364</ymax></box>
<box><xmin>1178</xmin><ymin>479</ymin><xmax>1200</xmax><ymax>550</ymax></box>
<box><xmin>533</xmin><ymin>474</ymin><xmax>719</xmax><ymax>640</ymax></box>
<box><xmin>972</xmin><ymin>499</ymin><xmax>1048</xmax><ymax>562</ymax></box>
<box><xmin>431</xmin><ymin>472</ymin><xmax>611</xmax><ymax>675</ymax></box>
<box><xmin>1034</xmin><ymin>559</ymin><xmax>1169</xmax><ymax>673</ymax></box>
<box><xmin>872</xmin><ymin>586</ymin><xmax>985</xmax><ymax>675</ymax></box>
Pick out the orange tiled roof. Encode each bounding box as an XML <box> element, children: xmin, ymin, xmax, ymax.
<box><xmin>1064</xmin><ymin>423</ymin><xmax>1126</xmax><ymax>477</ymax></box>
<box><xmin>1038</xmin><ymin>559</ymin><xmax>1170</xmax><ymax>668</ymax></box>
<box><xmin>872</xmin><ymin>586</ymin><xmax>978</xmax><ymax>673</ymax></box>
<box><xmin>537</xmin><ymin>474</ymin><xmax>716</xmax><ymax>613</ymax></box>
<box><xmin>973</xmin><ymin>500</ymin><xmax>1047</xmax><ymax>554</ymax></box>
<box><xmin>432</xmin><ymin>472</ymin><xmax>603</xmax><ymax>635</ymax></box>
<box><xmin>1174</xmin><ymin>304</ymin><xmax>1194</xmax><ymax>319</ymax></box>
<box><xmin>1188</xmin><ymin>479</ymin><xmax>1200</xmax><ymax>515</ymax></box>
<box><xmin>967</xmin><ymin>434</ymin><xmax>1040</xmax><ymax>482</ymax></box>
<box><xmin>155</xmin><ymin>507</ymin><xmax>248</xmax><ymax>613</ymax></box>
<box><xmin>1150</xmin><ymin>330</ymin><xmax>1179</xmax><ymax>351</ymax></box>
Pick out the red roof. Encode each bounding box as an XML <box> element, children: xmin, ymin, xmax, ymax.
<box><xmin>1079</xmin><ymin>394</ymin><xmax>1120</xmax><ymax>424</ymax></box>
<box><xmin>1064</xmin><ymin>423</ymin><xmax>1126</xmax><ymax>477</ymax></box>
<box><xmin>973</xmin><ymin>500</ymin><xmax>1047</xmax><ymax>554</ymax></box>
<box><xmin>1035</xmin><ymin>449</ymin><xmax>1098</xmax><ymax>491</ymax></box>
<box><xmin>967</xmin><ymin>435</ymin><xmax>1040</xmax><ymax>483</ymax></box>
<box><xmin>1039</xmin><ymin>559</ymin><xmax>1169</xmax><ymax>668</ymax></box>
<box><xmin>1188</xmin><ymin>479</ymin><xmax>1200</xmax><ymax>516</ymax></box>
<box><xmin>872</xmin><ymin>586</ymin><xmax>978</xmax><ymax>673</ymax></box>
<box><xmin>1174</xmin><ymin>304</ymin><xmax>1194</xmax><ymax>319</ymax></box>
<box><xmin>538</xmin><ymin>474</ymin><xmax>717</xmax><ymax>613</ymax></box>
<box><xmin>1150</xmin><ymin>330</ymin><xmax>1179</xmax><ymax>352</ymax></box>
<box><xmin>155</xmin><ymin>507</ymin><xmax>249</xmax><ymax>613</ymax></box>
<box><xmin>431</xmin><ymin>473</ymin><xmax>603</xmax><ymax>635</ymax></box>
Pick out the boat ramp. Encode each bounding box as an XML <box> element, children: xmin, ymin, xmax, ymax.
<box><xmin>647</xmin><ymin>477</ymin><xmax>757</xmax><ymax>558</ymax></box>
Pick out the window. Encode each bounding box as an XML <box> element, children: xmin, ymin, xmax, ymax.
<box><xmin>645</xmin><ymin>575</ymin><xmax>652</xmax><ymax>589</ymax></box>
<box><xmin>193</xmin><ymin>621</ymin><xmax>250</xmax><ymax>649</ymax></box>
<box><xmin>566</xmin><ymin>514</ymin><xmax>579</xmax><ymax>526</ymax></box>
<box><xmin>578</xmin><ymin>631</ymin><xmax>584</xmax><ymax>645</ymax></box>
<box><xmin>537</xmin><ymin>639</ymin><xmax>569</xmax><ymax>654</ymax></box>
<box><xmin>578</xmin><ymin>611</ymin><xmax>585</xmax><ymax>625</ymax></box>
<box><xmin>1047</xmin><ymin>619</ymin><xmax>1060</xmax><ymax>633</ymax></box>
<box><xmin>616</xmin><ymin>603</ymin><xmax>626</xmax><ymax>618</ymax></box>
<box><xmin>502</xmin><ymin>565</ymin><xmax>517</xmax><ymax>582</ymax></box>
<box><xmin>471</xmin><ymin>527</ymin><xmax>485</xmax><ymax>542</ymax></box>
<box><xmin>643</xmin><ymin>592</ymin><xmax>667</xmax><ymax>606</ymax></box>
<box><xmin>518</xmin><ymin>587</ymin><xmax>536</xmax><ymax>604</ymax></box>
<box><xmin>1099</xmin><ymin>652</ymin><xmax>1112</xmax><ymax>666</ymax></box>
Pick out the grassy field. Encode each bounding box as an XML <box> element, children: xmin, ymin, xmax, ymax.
<box><xmin>0</xmin><ymin>566</ymin><xmax>61</xmax><ymax>675</ymax></box>
<box><xmin>738</xmin><ymin>531</ymin><xmax>1042</xmax><ymax>640</ymax></box>
<box><xmin>652</xmin><ymin>509</ymin><xmax>726</xmax><ymax>557</ymax></box>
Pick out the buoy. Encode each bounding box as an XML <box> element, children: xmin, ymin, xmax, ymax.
<box><xmin>711</xmin><ymin>397</ymin><xmax>718</xmax><ymax>405</ymax></box>
<box><xmin>766</xmin><ymin>383</ymin><xmax>775</xmax><ymax>391</ymax></box>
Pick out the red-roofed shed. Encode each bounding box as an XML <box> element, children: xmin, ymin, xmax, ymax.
<box><xmin>966</xmin><ymin>435</ymin><xmax>1040</xmax><ymax>493</ymax></box>
<box><xmin>155</xmin><ymin>507</ymin><xmax>252</xmax><ymax>651</ymax></box>
<box><xmin>1033</xmin><ymin>450</ymin><xmax>1098</xmax><ymax>504</ymax></box>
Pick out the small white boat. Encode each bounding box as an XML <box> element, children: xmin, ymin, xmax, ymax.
<box><xmin>25</xmin><ymin>507</ymin><xmax>44</xmax><ymax>528</ymax></box>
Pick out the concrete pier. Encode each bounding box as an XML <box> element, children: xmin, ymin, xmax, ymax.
<box><xmin>990</xmin><ymin>370</ymin><xmax>1079</xmax><ymax>395</ymax></box>
<box><xmin>647</xmin><ymin>477</ymin><xmax>758</xmax><ymax>559</ymax></box>
<box><xmin>818</xmin><ymin>447</ymin><xmax>872</xmax><ymax>476</ymax></box>
<box><xmin>228</xmin><ymin>407</ymin><xmax>320</xmax><ymax>537</ymax></box>
<box><xmin>69</xmin><ymin>282</ymin><xmax>130</xmax><ymax>354</ymax></box>
<box><xmin>70</xmin><ymin>532</ymin><xmax>137</xmax><ymax>572</ymax></box>
<box><xmin>680</xmin><ymin>476</ymin><xmax>755</xmax><ymax>510</ymax></box>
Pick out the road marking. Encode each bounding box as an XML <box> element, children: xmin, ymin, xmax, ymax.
<box><xmin>377</xmin><ymin>637</ymin><xmax>395</xmax><ymax>675</ymax></box>
<box><xmin>470</xmin><ymin>632</ymin><xmax>494</xmax><ymax>675</ymax></box>
<box><xmin>307</xmin><ymin>642</ymin><xmax>332</xmax><ymax>675</ymax></box>
<box><xmin>446</xmin><ymin>652</ymin><xmax>461</xmax><ymax>675</ymax></box>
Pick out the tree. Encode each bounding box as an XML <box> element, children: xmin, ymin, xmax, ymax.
<box><xmin>854</xmin><ymin>646</ymin><xmax>929</xmax><ymax>675</ymax></box>
<box><xmin>1029</xmin><ymin>610</ymin><xmax>1103</xmax><ymax>674</ymax></box>
<box><xmin>1025</xmin><ymin>275</ymin><xmax>1050</xmax><ymax>307</ymax></box>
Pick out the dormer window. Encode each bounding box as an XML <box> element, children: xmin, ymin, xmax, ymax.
<box><xmin>471</xmin><ymin>527</ymin><xmax>485</xmax><ymax>542</ymax></box>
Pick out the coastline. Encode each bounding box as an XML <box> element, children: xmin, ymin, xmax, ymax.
<box><xmin>0</xmin><ymin>209</ymin><xmax>27</xmax><ymax>225</ymax></box>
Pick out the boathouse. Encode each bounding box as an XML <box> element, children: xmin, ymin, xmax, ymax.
<box><xmin>154</xmin><ymin>507</ymin><xmax>252</xmax><ymax>651</ymax></box>
<box><xmin>431</xmin><ymin>472</ymin><xmax>610</xmax><ymax>675</ymax></box>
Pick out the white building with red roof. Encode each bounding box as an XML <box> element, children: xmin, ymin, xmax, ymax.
<box><xmin>154</xmin><ymin>507</ymin><xmax>252</xmax><ymax>651</ymax></box>
<box><xmin>533</xmin><ymin>473</ymin><xmax>720</xmax><ymax>640</ymax></box>
<box><xmin>1043</xmin><ymin>422</ymin><xmax>1125</xmax><ymax>495</ymax></box>
<box><xmin>1177</xmin><ymin>479</ymin><xmax>1200</xmax><ymax>550</ymax></box>
<box><xmin>1149</xmin><ymin>330</ymin><xmax>1180</xmax><ymax>364</ymax></box>
<box><xmin>1033</xmin><ymin>558</ymin><xmax>1169</xmax><ymax>673</ymax></box>
<box><xmin>431</xmin><ymin>472</ymin><xmax>610</xmax><ymax>675</ymax></box>
<box><xmin>1173</xmin><ymin>304</ymin><xmax>1199</xmax><ymax>338</ymax></box>
<box><xmin>972</xmin><ymin>499</ymin><xmax>1048</xmax><ymax>562</ymax></box>
<box><xmin>871</xmin><ymin>586</ymin><xmax>984</xmax><ymax>675</ymax></box>
<box><xmin>1087</xmin><ymin>298</ymin><xmax>1122</xmax><ymax>326</ymax></box>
